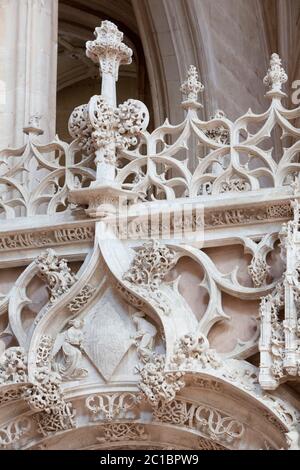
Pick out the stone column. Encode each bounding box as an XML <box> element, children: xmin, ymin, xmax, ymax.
<box><xmin>0</xmin><ymin>0</ymin><xmax>58</xmax><ymax>147</ymax></box>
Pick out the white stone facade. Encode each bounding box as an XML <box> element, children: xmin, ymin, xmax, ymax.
<box><xmin>0</xmin><ymin>1</ymin><xmax>300</xmax><ymax>451</ymax></box>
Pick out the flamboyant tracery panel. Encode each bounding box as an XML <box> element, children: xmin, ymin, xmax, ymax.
<box><xmin>0</xmin><ymin>20</ymin><xmax>300</xmax><ymax>451</ymax></box>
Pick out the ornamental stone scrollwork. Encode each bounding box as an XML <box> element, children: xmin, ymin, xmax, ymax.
<box><xmin>204</xmin><ymin>110</ymin><xmax>230</xmax><ymax>145</ymax></box>
<box><xmin>123</xmin><ymin>240</ymin><xmax>177</xmax><ymax>315</ymax></box>
<box><xmin>0</xmin><ymin>226</ymin><xmax>94</xmax><ymax>252</ymax></box>
<box><xmin>67</xmin><ymin>285</ymin><xmax>96</xmax><ymax>313</ymax></box>
<box><xmin>85</xmin><ymin>393</ymin><xmax>139</xmax><ymax>422</ymax></box>
<box><xmin>35</xmin><ymin>249</ymin><xmax>77</xmax><ymax>303</ymax></box>
<box><xmin>22</xmin><ymin>335</ymin><xmax>75</xmax><ymax>437</ymax></box>
<box><xmin>248</xmin><ymin>257</ymin><xmax>269</xmax><ymax>288</ymax></box>
<box><xmin>170</xmin><ymin>333</ymin><xmax>222</xmax><ymax>370</ymax></box>
<box><xmin>0</xmin><ymin>417</ymin><xmax>32</xmax><ymax>449</ymax></box>
<box><xmin>0</xmin><ymin>347</ymin><xmax>27</xmax><ymax>384</ymax></box>
<box><xmin>0</xmin><ymin>388</ymin><xmax>23</xmax><ymax>407</ymax></box>
<box><xmin>96</xmin><ymin>423</ymin><xmax>148</xmax><ymax>443</ymax></box>
<box><xmin>152</xmin><ymin>398</ymin><xmax>245</xmax><ymax>446</ymax></box>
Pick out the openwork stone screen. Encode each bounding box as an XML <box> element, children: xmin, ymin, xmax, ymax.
<box><xmin>0</xmin><ymin>20</ymin><xmax>300</xmax><ymax>451</ymax></box>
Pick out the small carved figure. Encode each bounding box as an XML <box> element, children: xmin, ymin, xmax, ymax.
<box><xmin>132</xmin><ymin>312</ymin><xmax>157</xmax><ymax>361</ymax></box>
<box><xmin>53</xmin><ymin>319</ymin><xmax>88</xmax><ymax>380</ymax></box>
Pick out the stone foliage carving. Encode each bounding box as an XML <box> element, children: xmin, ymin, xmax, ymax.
<box><xmin>138</xmin><ymin>353</ymin><xmax>185</xmax><ymax>407</ymax></box>
<box><xmin>35</xmin><ymin>249</ymin><xmax>77</xmax><ymax>303</ymax></box>
<box><xmin>23</xmin><ymin>335</ymin><xmax>75</xmax><ymax>437</ymax></box>
<box><xmin>0</xmin><ymin>347</ymin><xmax>27</xmax><ymax>384</ymax></box>
<box><xmin>170</xmin><ymin>333</ymin><xmax>222</xmax><ymax>370</ymax></box>
<box><xmin>153</xmin><ymin>398</ymin><xmax>244</xmax><ymax>445</ymax></box>
<box><xmin>69</xmin><ymin>97</ymin><xmax>149</xmax><ymax>162</ymax></box>
<box><xmin>123</xmin><ymin>240</ymin><xmax>177</xmax><ymax>314</ymax></box>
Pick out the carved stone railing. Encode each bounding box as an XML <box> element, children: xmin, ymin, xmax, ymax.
<box><xmin>0</xmin><ymin>29</ymin><xmax>300</xmax><ymax>220</ymax></box>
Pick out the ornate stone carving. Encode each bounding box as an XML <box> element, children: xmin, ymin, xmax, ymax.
<box><xmin>180</xmin><ymin>65</ymin><xmax>204</xmax><ymax>103</ymax></box>
<box><xmin>0</xmin><ymin>347</ymin><xmax>27</xmax><ymax>384</ymax></box>
<box><xmin>0</xmin><ymin>227</ymin><xmax>94</xmax><ymax>252</ymax></box>
<box><xmin>248</xmin><ymin>257</ymin><xmax>269</xmax><ymax>288</ymax></box>
<box><xmin>220</xmin><ymin>178</ymin><xmax>250</xmax><ymax>193</ymax></box>
<box><xmin>0</xmin><ymin>388</ymin><xmax>23</xmax><ymax>406</ymax></box>
<box><xmin>35</xmin><ymin>249</ymin><xmax>77</xmax><ymax>303</ymax></box>
<box><xmin>96</xmin><ymin>423</ymin><xmax>148</xmax><ymax>443</ymax></box>
<box><xmin>263</xmin><ymin>53</ymin><xmax>288</xmax><ymax>94</ymax></box>
<box><xmin>205</xmin><ymin>203</ymin><xmax>293</xmax><ymax>228</ymax></box>
<box><xmin>259</xmin><ymin>201</ymin><xmax>300</xmax><ymax>389</ymax></box>
<box><xmin>132</xmin><ymin>311</ymin><xmax>157</xmax><ymax>362</ymax></box>
<box><xmin>52</xmin><ymin>319</ymin><xmax>88</xmax><ymax>381</ymax></box>
<box><xmin>23</xmin><ymin>335</ymin><xmax>75</xmax><ymax>437</ymax></box>
<box><xmin>138</xmin><ymin>353</ymin><xmax>185</xmax><ymax>407</ymax></box>
<box><xmin>153</xmin><ymin>398</ymin><xmax>244</xmax><ymax>445</ymax></box>
<box><xmin>86</xmin><ymin>393</ymin><xmax>139</xmax><ymax>422</ymax></box>
<box><xmin>86</xmin><ymin>20</ymin><xmax>132</xmax><ymax>81</ymax></box>
<box><xmin>69</xmin><ymin>97</ymin><xmax>149</xmax><ymax>161</ymax></box>
<box><xmin>0</xmin><ymin>417</ymin><xmax>32</xmax><ymax>449</ymax></box>
<box><xmin>123</xmin><ymin>240</ymin><xmax>177</xmax><ymax>315</ymax></box>
<box><xmin>170</xmin><ymin>333</ymin><xmax>222</xmax><ymax>370</ymax></box>
<box><xmin>197</xmin><ymin>437</ymin><xmax>226</xmax><ymax>450</ymax></box>
<box><xmin>67</xmin><ymin>285</ymin><xmax>96</xmax><ymax>313</ymax></box>
<box><xmin>204</xmin><ymin>110</ymin><xmax>230</xmax><ymax>145</ymax></box>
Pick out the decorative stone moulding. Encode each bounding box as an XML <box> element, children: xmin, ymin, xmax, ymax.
<box><xmin>2</xmin><ymin>19</ymin><xmax>300</xmax><ymax>450</ymax></box>
<box><xmin>259</xmin><ymin>199</ymin><xmax>300</xmax><ymax>390</ymax></box>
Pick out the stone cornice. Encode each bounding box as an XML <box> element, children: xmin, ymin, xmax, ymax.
<box><xmin>0</xmin><ymin>188</ymin><xmax>293</xmax><ymax>267</ymax></box>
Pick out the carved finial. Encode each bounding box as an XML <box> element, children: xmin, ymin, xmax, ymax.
<box><xmin>86</xmin><ymin>20</ymin><xmax>132</xmax><ymax>82</ymax></box>
<box><xmin>23</xmin><ymin>113</ymin><xmax>44</xmax><ymax>136</ymax></box>
<box><xmin>180</xmin><ymin>65</ymin><xmax>204</xmax><ymax>108</ymax></box>
<box><xmin>263</xmin><ymin>53</ymin><xmax>288</xmax><ymax>97</ymax></box>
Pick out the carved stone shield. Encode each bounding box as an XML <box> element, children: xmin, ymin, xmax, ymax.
<box><xmin>82</xmin><ymin>288</ymin><xmax>135</xmax><ymax>381</ymax></box>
